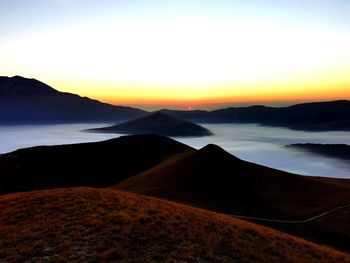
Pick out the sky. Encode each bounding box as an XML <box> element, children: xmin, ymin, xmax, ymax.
<box><xmin>1</xmin><ymin>0</ymin><xmax>350</xmax><ymax>110</ymax></box>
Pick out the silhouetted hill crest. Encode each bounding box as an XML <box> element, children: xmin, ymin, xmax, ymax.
<box><xmin>0</xmin><ymin>134</ymin><xmax>194</xmax><ymax>195</ymax></box>
<box><xmin>0</xmin><ymin>76</ymin><xmax>58</xmax><ymax>96</ymax></box>
<box><xmin>198</xmin><ymin>144</ymin><xmax>241</xmax><ymax>162</ymax></box>
<box><xmin>89</xmin><ymin>112</ymin><xmax>212</xmax><ymax>137</ymax></box>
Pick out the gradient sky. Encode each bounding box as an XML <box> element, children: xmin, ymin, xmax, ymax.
<box><xmin>1</xmin><ymin>0</ymin><xmax>350</xmax><ymax>110</ymax></box>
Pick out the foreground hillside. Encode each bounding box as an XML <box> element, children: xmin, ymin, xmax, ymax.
<box><xmin>1</xmin><ymin>188</ymin><xmax>349</xmax><ymax>263</ymax></box>
<box><xmin>1</xmin><ymin>134</ymin><xmax>349</xmax><ymax>253</ymax></box>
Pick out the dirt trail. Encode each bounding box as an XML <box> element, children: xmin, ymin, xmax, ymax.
<box><xmin>230</xmin><ymin>204</ymin><xmax>350</xmax><ymax>224</ymax></box>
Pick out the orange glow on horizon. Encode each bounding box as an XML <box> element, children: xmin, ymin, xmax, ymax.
<box><xmin>60</xmin><ymin>76</ymin><xmax>350</xmax><ymax>109</ymax></box>
<box><xmin>46</xmin><ymin>59</ymin><xmax>350</xmax><ymax>110</ymax></box>
<box><xmin>92</xmin><ymin>85</ymin><xmax>350</xmax><ymax>110</ymax></box>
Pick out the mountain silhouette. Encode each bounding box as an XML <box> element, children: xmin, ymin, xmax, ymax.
<box><xmin>286</xmin><ymin>143</ymin><xmax>350</xmax><ymax>160</ymax></box>
<box><xmin>0</xmin><ymin>76</ymin><xmax>146</xmax><ymax>124</ymax></box>
<box><xmin>161</xmin><ymin>100</ymin><xmax>350</xmax><ymax>131</ymax></box>
<box><xmin>1</xmin><ymin>76</ymin><xmax>349</xmax><ymax>130</ymax></box>
<box><xmin>89</xmin><ymin>112</ymin><xmax>212</xmax><ymax>137</ymax></box>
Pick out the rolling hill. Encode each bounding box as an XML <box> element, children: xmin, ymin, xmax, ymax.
<box><xmin>89</xmin><ymin>111</ymin><xmax>212</xmax><ymax>137</ymax></box>
<box><xmin>0</xmin><ymin>134</ymin><xmax>193</xmax><ymax>195</ymax></box>
<box><xmin>0</xmin><ymin>75</ymin><xmax>146</xmax><ymax>124</ymax></box>
<box><xmin>1</xmin><ymin>188</ymin><xmax>349</xmax><ymax>263</ymax></box>
<box><xmin>114</xmin><ymin>142</ymin><xmax>350</xmax><ymax>252</ymax></box>
<box><xmin>115</xmin><ymin>143</ymin><xmax>350</xmax><ymax>219</ymax></box>
<box><xmin>1</xmin><ymin>134</ymin><xmax>350</xmax><ymax>253</ymax></box>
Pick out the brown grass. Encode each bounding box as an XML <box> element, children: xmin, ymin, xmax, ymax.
<box><xmin>0</xmin><ymin>188</ymin><xmax>349</xmax><ymax>263</ymax></box>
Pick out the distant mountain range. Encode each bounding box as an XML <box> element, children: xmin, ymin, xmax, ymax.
<box><xmin>161</xmin><ymin>100</ymin><xmax>350</xmax><ymax>131</ymax></box>
<box><xmin>1</xmin><ymin>75</ymin><xmax>349</xmax><ymax>130</ymax></box>
<box><xmin>0</xmin><ymin>76</ymin><xmax>146</xmax><ymax>124</ymax></box>
<box><xmin>286</xmin><ymin>143</ymin><xmax>350</xmax><ymax>160</ymax></box>
<box><xmin>89</xmin><ymin>112</ymin><xmax>212</xmax><ymax>137</ymax></box>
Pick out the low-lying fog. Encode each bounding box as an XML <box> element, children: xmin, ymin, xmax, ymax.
<box><xmin>178</xmin><ymin>124</ymin><xmax>350</xmax><ymax>178</ymax></box>
<box><xmin>0</xmin><ymin>123</ymin><xmax>349</xmax><ymax>178</ymax></box>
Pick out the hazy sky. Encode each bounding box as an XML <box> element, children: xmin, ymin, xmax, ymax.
<box><xmin>1</xmin><ymin>0</ymin><xmax>350</xmax><ymax>109</ymax></box>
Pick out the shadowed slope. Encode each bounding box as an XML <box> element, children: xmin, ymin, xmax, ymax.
<box><xmin>0</xmin><ymin>134</ymin><xmax>194</xmax><ymax>195</ymax></box>
<box><xmin>89</xmin><ymin>112</ymin><xmax>212</xmax><ymax>137</ymax></box>
<box><xmin>115</xmin><ymin>144</ymin><xmax>350</xmax><ymax>252</ymax></box>
<box><xmin>1</xmin><ymin>188</ymin><xmax>349</xmax><ymax>263</ymax></box>
<box><xmin>116</xmin><ymin>144</ymin><xmax>350</xmax><ymax>219</ymax></box>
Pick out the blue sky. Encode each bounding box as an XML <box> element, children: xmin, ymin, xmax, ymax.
<box><xmin>1</xmin><ymin>0</ymin><xmax>349</xmax><ymax>36</ymax></box>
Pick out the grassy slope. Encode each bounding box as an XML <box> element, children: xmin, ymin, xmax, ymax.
<box><xmin>1</xmin><ymin>134</ymin><xmax>349</xmax><ymax>254</ymax></box>
<box><xmin>1</xmin><ymin>188</ymin><xmax>349</xmax><ymax>263</ymax></box>
<box><xmin>115</xmin><ymin>144</ymin><xmax>350</xmax><ymax>252</ymax></box>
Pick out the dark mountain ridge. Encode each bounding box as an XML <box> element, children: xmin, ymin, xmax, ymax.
<box><xmin>1</xmin><ymin>75</ymin><xmax>349</xmax><ymax>130</ymax></box>
<box><xmin>161</xmin><ymin>100</ymin><xmax>350</xmax><ymax>131</ymax></box>
<box><xmin>0</xmin><ymin>134</ymin><xmax>193</xmax><ymax>195</ymax></box>
<box><xmin>0</xmin><ymin>76</ymin><xmax>146</xmax><ymax>124</ymax></box>
<box><xmin>0</xmin><ymin>75</ymin><xmax>58</xmax><ymax>96</ymax></box>
<box><xmin>286</xmin><ymin>143</ymin><xmax>350</xmax><ymax>160</ymax></box>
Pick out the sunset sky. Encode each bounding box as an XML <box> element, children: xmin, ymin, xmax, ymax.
<box><xmin>1</xmin><ymin>0</ymin><xmax>349</xmax><ymax>110</ymax></box>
